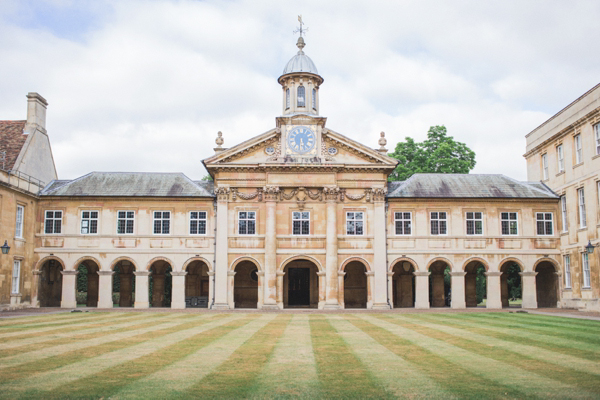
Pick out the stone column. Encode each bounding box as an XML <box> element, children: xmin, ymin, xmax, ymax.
<box><xmin>372</xmin><ymin>188</ymin><xmax>390</xmax><ymax>309</ymax></box>
<box><xmin>450</xmin><ymin>271</ymin><xmax>466</xmax><ymax>309</ymax></box>
<box><xmin>323</xmin><ymin>186</ymin><xmax>340</xmax><ymax>309</ymax></box>
<box><xmin>276</xmin><ymin>271</ymin><xmax>285</xmax><ymax>309</ymax></box>
<box><xmin>338</xmin><ymin>271</ymin><xmax>346</xmax><ymax>309</ymax></box>
<box><xmin>97</xmin><ymin>271</ymin><xmax>114</xmax><ymax>309</ymax></box>
<box><xmin>520</xmin><ymin>271</ymin><xmax>538</xmax><ymax>308</ymax></box>
<box><xmin>414</xmin><ymin>271</ymin><xmax>430</xmax><ymax>309</ymax></box>
<box><xmin>207</xmin><ymin>271</ymin><xmax>215</xmax><ymax>309</ymax></box>
<box><xmin>134</xmin><ymin>271</ymin><xmax>150</xmax><ymax>308</ymax></box>
<box><xmin>317</xmin><ymin>271</ymin><xmax>326</xmax><ymax>309</ymax></box>
<box><xmin>263</xmin><ymin>186</ymin><xmax>279</xmax><ymax>309</ymax></box>
<box><xmin>31</xmin><ymin>270</ymin><xmax>41</xmax><ymax>307</ymax></box>
<box><xmin>60</xmin><ymin>270</ymin><xmax>78</xmax><ymax>309</ymax></box>
<box><xmin>485</xmin><ymin>271</ymin><xmax>502</xmax><ymax>309</ymax></box>
<box><xmin>213</xmin><ymin>186</ymin><xmax>230</xmax><ymax>309</ymax></box>
<box><xmin>387</xmin><ymin>272</ymin><xmax>394</xmax><ymax>309</ymax></box>
<box><xmin>227</xmin><ymin>271</ymin><xmax>236</xmax><ymax>309</ymax></box>
<box><xmin>171</xmin><ymin>271</ymin><xmax>187</xmax><ymax>309</ymax></box>
<box><xmin>257</xmin><ymin>271</ymin><xmax>264</xmax><ymax>309</ymax></box>
<box><xmin>366</xmin><ymin>271</ymin><xmax>375</xmax><ymax>309</ymax></box>
<box><xmin>152</xmin><ymin>273</ymin><xmax>166</xmax><ymax>307</ymax></box>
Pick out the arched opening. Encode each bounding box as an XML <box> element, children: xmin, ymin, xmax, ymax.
<box><xmin>392</xmin><ymin>261</ymin><xmax>415</xmax><ymax>308</ymax></box>
<box><xmin>343</xmin><ymin>261</ymin><xmax>367</xmax><ymax>308</ymax></box>
<box><xmin>233</xmin><ymin>261</ymin><xmax>259</xmax><ymax>309</ymax></box>
<box><xmin>464</xmin><ymin>261</ymin><xmax>486</xmax><ymax>307</ymax></box>
<box><xmin>297</xmin><ymin>86</ymin><xmax>305</xmax><ymax>107</ymax></box>
<box><xmin>149</xmin><ymin>260</ymin><xmax>172</xmax><ymax>308</ymax></box>
<box><xmin>185</xmin><ymin>260</ymin><xmax>210</xmax><ymax>308</ymax></box>
<box><xmin>39</xmin><ymin>259</ymin><xmax>63</xmax><ymax>307</ymax></box>
<box><xmin>283</xmin><ymin>259</ymin><xmax>319</xmax><ymax>308</ymax></box>
<box><xmin>429</xmin><ymin>261</ymin><xmax>451</xmax><ymax>307</ymax></box>
<box><xmin>536</xmin><ymin>261</ymin><xmax>558</xmax><ymax>308</ymax></box>
<box><xmin>500</xmin><ymin>261</ymin><xmax>522</xmax><ymax>308</ymax></box>
<box><xmin>113</xmin><ymin>260</ymin><xmax>135</xmax><ymax>307</ymax></box>
<box><xmin>76</xmin><ymin>260</ymin><xmax>100</xmax><ymax>307</ymax></box>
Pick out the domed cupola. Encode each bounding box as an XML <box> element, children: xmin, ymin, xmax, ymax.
<box><xmin>278</xmin><ymin>33</ymin><xmax>323</xmax><ymax>116</ymax></box>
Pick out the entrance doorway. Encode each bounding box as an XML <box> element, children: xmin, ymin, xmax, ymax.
<box><xmin>343</xmin><ymin>261</ymin><xmax>367</xmax><ymax>308</ymax></box>
<box><xmin>283</xmin><ymin>259</ymin><xmax>319</xmax><ymax>308</ymax></box>
<box><xmin>500</xmin><ymin>261</ymin><xmax>522</xmax><ymax>308</ymax></box>
<box><xmin>392</xmin><ymin>261</ymin><xmax>415</xmax><ymax>308</ymax></box>
<box><xmin>76</xmin><ymin>260</ymin><xmax>100</xmax><ymax>307</ymax></box>
<box><xmin>536</xmin><ymin>261</ymin><xmax>558</xmax><ymax>308</ymax></box>
<box><xmin>39</xmin><ymin>259</ymin><xmax>63</xmax><ymax>307</ymax></box>
<box><xmin>233</xmin><ymin>261</ymin><xmax>259</xmax><ymax>308</ymax></box>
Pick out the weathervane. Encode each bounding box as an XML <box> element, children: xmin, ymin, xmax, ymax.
<box><xmin>293</xmin><ymin>15</ymin><xmax>308</xmax><ymax>37</ymax></box>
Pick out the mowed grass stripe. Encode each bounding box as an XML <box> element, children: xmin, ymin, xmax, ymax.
<box><xmin>365</xmin><ymin>314</ymin><xmax>584</xmax><ymax>398</ymax></box>
<box><xmin>252</xmin><ymin>314</ymin><xmax>320</xmax><ymax>399</ymax></box>
<box><xmin>57</xmin><ymin>315</ymin><xmax>262</xmax><ymax>400</ymax></box>
<box><xmin>114</xmin><ymin>314</ymin><xmax>281</xmax><ymax>399</ymax></box>
<box><xmin>327</xmin><ymin>315</ymin><xmax>452</xmax><ymax>399</ymax></box>
<box><xmin>477</xmin><ymin>311</ymin><xmax>600</xmax><ymax>329</ymax></box>
<box><xmin>389</xmin><ymin>315</ymin><xmax>600</xmax><ymax>396</ymax></box>
<box><xmin>346</xmin><ymin>315</ymin><xmax>522</xmax><ymax>398</ymax></box>
<box><xmin>182</xmin><ymin>314</ymin><xmax>291</xmax><ymax>399</ymax></box>
<box><xmin>0</xmin><ymin>313</ymin><xmax>202</xmax><ymax>372</ymax></box>
<box><xmin>0</xmin><ymin>312</ymin><xmax>107</xmax><ymax>327</ymax></box>
<box><xmin>407</xmin><ymin>313</ymin><xmax>600</xmax><ymax>360</ymax></box>
<box><xmin>310</xmin><ymin>315</ymin><xmax>389</xmax><ymax>399</ymax></box>
<box><xmin>0</xmin><ymin>314</ymin><xmax>194</xmax><ymax>358</ymax></box>
<box><xmin>0</xmin><ymin>312</ymin><xmax>159</xmax><ymax>339</ymax></box>
<box><xmin>1</xmin><ymin>314</ymin><xmax>237</xmax><ymax>394</ymax></box>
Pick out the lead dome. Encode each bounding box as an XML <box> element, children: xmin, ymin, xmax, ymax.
<box><xmin>280</xmin><ymin>37</ymin><xmax>321</xmax><ymax>79</ymax></box>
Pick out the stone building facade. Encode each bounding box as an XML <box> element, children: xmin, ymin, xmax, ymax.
<box><xmin>525</xmin><ymin>83</ymin><xmax>600</xmax><ymax>311</ymax></box>
<box><xmin>1</xmin><ymin>37</ymin><xmax>564</xmax><ymax>310</ymax></box>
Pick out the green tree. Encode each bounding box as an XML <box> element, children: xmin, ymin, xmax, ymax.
<box><xmin>201</xmin><ymin>174</ymin><xmax>213</xmax><ymax>181</ymax></box>
<box><xmin>388</xmin><ymin>125</ymin><xmax>476</xmax><ymax>181</ymax></box>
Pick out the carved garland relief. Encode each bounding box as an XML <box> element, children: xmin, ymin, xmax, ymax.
<box><xmin>225</xmin><ymin>186</ymin><xmax>385</xmax><ymax>203</ymax></box>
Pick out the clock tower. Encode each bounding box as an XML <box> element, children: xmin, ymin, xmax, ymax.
<box><xmin>277</xmin><ymin>18</ymin><xmax>326</xmax><ymax>160</ymax></box>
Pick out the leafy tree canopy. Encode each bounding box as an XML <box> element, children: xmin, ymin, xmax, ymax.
<box><xmin>388</xmin><ymin>125</ymin><xmax>476</xmax><ymax>181</ymax></box>
<box><xmin>201</xmin><ymin>174</ymin><xmax>213</xmax><ymax>181</ymax></box>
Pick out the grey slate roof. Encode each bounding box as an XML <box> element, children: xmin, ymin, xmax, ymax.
<box><xmin>40</xmin><ymin>172</ymin><xmax>214</xmax><ymax>197</ymax></box>
<box><xmin>387</xmin><ymin>174</ymin><xmax>557</xmax><ymax>199</ymax></box>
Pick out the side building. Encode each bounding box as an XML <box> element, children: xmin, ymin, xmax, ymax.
<box><xmin>525</xmin><ymin>83</ymin><xmax>600</xmax><ymax>311</ymax></box>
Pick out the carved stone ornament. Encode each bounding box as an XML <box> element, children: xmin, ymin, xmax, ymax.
<box><xmin>345</xmin><ymin>189</ymin><xmax>368</xmax><ymax>201</ymax></box>
<box><xmin>215</xmin><ymin>186</ymin><xmax>230</xmax><ymax>202</ymax></box>
<box><xmin>231</xmin><ymin>188</ymin><xmax>263</xmax><ymax>201</ymax></box>
<box><xmin>263</xmin><ymin>186</ymin><xmax>280</xmax><ymax>201</ymax></box>
<box><xmin>372</xmin><ymin>187</ymin><xmax>387</xmax><ymax>202</ymax></box>
<box><xmin>321</xmin><ymin>139</ymin><xmax>334</xmax><ymax>161</ymax></box>
<box><xmin>280</xmin><ymin>187</ymin><xmax>323</xmax><ymax>202</ymax></box>
<box><xmin>323</xmin><ymin>186</ymin><xmax>340</xmax><ymax>201</ymax></box>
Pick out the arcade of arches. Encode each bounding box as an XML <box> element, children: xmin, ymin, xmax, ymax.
<box><xmin>35</xmin><ymin>255</ymin><xmax>560</xmax><ymax>309</ymax></box>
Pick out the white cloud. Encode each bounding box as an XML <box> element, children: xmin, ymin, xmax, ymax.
<box><xmin>0</xmin><ymin>0</ymin><xmax>598</xmax><ymax>180</ymax></box>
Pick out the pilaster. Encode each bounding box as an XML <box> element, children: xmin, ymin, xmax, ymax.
<box><xmin>60</xmin><ymin>270</ymin><xmax>78</xmax><ymax>308</ymax></box>
<box><xmin>97</xmin><ymin>271</ymin><xmax>114</xmax><ymax>309</ymax></box>
<box><xmin>31</xmin><ymin>270</ymin><xmax>41</xmax><ymax>307</ymax></box>
<box><xmin>485</xmin><ymin>271</ymin><xmax>502</xmax><ymax>309</ymax></box>
<box><xmin>372</xmin><ymin>187</ymin><xmax>390</xmax><ymax>309</ymax></box>
<box><xmin>317</xmin><ymin>271</ymin><xmax>326</xmax><ymax>309</ymax></box>
<box><xmin>414</xmin><ymin>271</ymin><xmax>430</xmax><ymax>309</ymax></box>
<box><xmin>134</xmin><ymin>271</ymin><xmax>150</xmax><ymax>309</ymax></box>
<box><xmin>170</xmin><ymin>271</ymin><xmax>188</xmax><ymax>309</ymax></box>
<box><xmin>520</xmin><ymin>271</ymin><xmax>538</xmax><ymax>309</ymax></box>
<box><xmin>323</xmin><ymin>186</ymin><xmax>340</xmax><ymax>309</ymax></box>
<box><xmin>276</xmin><ymin>271</ymin><xmax>285</xmax><ymax>309</ymax></box>
<box><xmin>263</xmin><ymin>186</ymin><xmax>279</xmax><ymax>309</ymax></box>
<box><xmin>338</xmin><ymin>271</ymin><xmax>346</xmax><ymax>309</ymax></box>
<box><xmin>450</xmin><ymin>271</ymin><xmax>466</xmax><ymax>309</ymax></box>
<box><xmin>213</xmin><ymin>186</ymin><xmax>230</xmax><ymax>310</ymax></box>
<box><xmin>227</xmin><ymin>270</ymin><xmax>236</xmax><ymax>309</ymax></box>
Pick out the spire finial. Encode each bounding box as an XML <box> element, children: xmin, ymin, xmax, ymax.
<box><xmin>293</xmin><ymin>15</ymin><xmax>308</xmax><ymax>54</ymax></box>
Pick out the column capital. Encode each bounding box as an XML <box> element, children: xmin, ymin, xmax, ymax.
<box><xmin>97</xmin><ymin>271</ymin><xmax>115</xmax><ymax>276</ymax></box>
<box><xmin>171</xmin><ymin>271</ymin><xmax>187</xmax><ymax>277</ymax></box>
<box><xmin>276</xmin><ymin>271</ymin><xmax>285</xmax><ymax>276</ymax></box>
<box><xmin>61</xmin><ymin>270</ymin><xmax>78</xmax><ymax>276</ymax></box>
<box><xmin>227</xmin><ymin>271</ymin><xmax>236</xmax><ymax>276</ymax></box>
<box><xmin>323</xmin><ymin>186</ymin><xmax>340</xmax><ymax>202</ymax></box>
<box><xmin>519</xmin><ymin>271</ymin><xmax>537</xmax><ymax>277</ymax></box>
<box><xmin>338</xmin><ymin>271</ymin><xmax>346</xmax><ymax>276</ymax></box>
<box><xmin>257</xmin><ymin>271</ymin><xmax>265</xmax><ymax>276</ymax></box>
<box><xmin>32</xmin><ymin>270</ymin><xmax>42</xmax><ymax>275</ymax></box>
<box><xmin>263</xmin><ymin>185</ymin><xmax>280</xmax><ymax>201</ymax></box>
<box><xmin>207</xmin><ymin>271</ymin><xmax>215</xmax><ymax>276</ymax></box>
<box><xmin>485</xmin><ymin>271</ymin><xmax>502</xmax><ymax>277</ymax></box>
<box><xmin>317</xmin><ymin>271</ymin><xmax>326</xmax><ymax>276</ymax></box>
<box><xmin>215</xmin><ymin>186</ymin><xmax>230</xmax><ymax>202</ymax></box>
<box><xmin>449</xmin><ymin>271</ymin><xmax>466</xmax><ymax>277</ymax></box>
<box><xmin>371</xmin><ymin>187</ymin><xmax>387</xmax><ymax>202</ymax></box>
<box><xmin>134</xmin><ymin>271</ymin><xmax>151</xmax><ymax>276</ymax></box>
<box><xmin>365</xmin><ymin>271</ymin><xmax>375</xmax><ymax>276</ymax></box>
<box><xmin>413</xmin><ymin>271</ymin><xmax>430</xmax><ymax>276</ymax></box>
<box><xmin>387</xmin><ymin>272</ymin><xmax>394</xmax><ymax>276</ymax></box>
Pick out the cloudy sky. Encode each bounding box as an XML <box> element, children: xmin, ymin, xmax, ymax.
<box><xmin>1</xmin><ymin>0</ymin><xmax>598</xmax><ymax>181</ymax></box>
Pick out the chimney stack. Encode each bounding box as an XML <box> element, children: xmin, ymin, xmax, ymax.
<box><xmin>26</xmin><ymin>92</ymin><xmax>48</xmax><ymax>131</ymax></box>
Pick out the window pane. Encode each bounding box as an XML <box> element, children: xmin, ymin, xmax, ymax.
<box><xmin>239</xmin><ymin>220</ymin><xmax>247</xmax><ymax>234</ymax></box>
<box><xmin>198</xmin><ymin>220</ymin><xmax>206</xmax><ymax>234</ymax></box>
<box><xmin>537</xmin><ymin>221</ymin><xmax>544</xmax><ymax>235</ymax></box>
<box><xmin>126</xmin><ymin>220</ymin><xmax>134</xmax><ymax>234</ymax></box>
<box><xmin>431</xmin><ymin>212</ymin><xmax>438</xmax><ymax>219</ymax></box>
<box><xmin>54</xmin><ymin>220</ymin><xmax>61</xmax><ymax>234</ymax></box>
<box><xmin>163</xmin><ymin>220</ymin><xmax>170</xmax><ymax>234</ymax></box>
<box><xmin>302</xmin><ymin>220</ymin><xmax>309</xmax><ymax>234</ymax></box>
<box><xmin>431</xmin><ymin>221</ymin><xmax>439</xmax><ymax>235</ymax></box>
<box><xmin>510</xmin><ymin>212</ymin><xmax>517</xmax><ymax>220</ymax></box>
<box><xmin>248</xmin><ymin>220</ymin><xmax>256</xmax><ymax>234</ymax></box>
<box><xmin>395</xmin><ymin>221</ymin><xmax>402</xmax><ymax>235</ymax></box>
<box><xmin>356</xmin><ymin>221</ymin><xmax>363</xmax><ymax>235</ymax></box>
<box><xmin>126</xmin><ymin>211</ymin><xmax>134</xmax><ymax>219</ymax></box>
<box><xmin>239</xmin><ymin>212</ymin><xmax>247</xmax><ymax>219</ymax></box>
<box><xmin>154</xmin><ymin>211</ymin><xmax>161</xmax><ymax>219</ymax></box>
<box><xmin>302</xmin><ymin>212</ymin><xmax>310</xmax><ymax>219</ymax></box>
<box><xmin>347</xmin><ymin>212</ymin><xmax>354</xmax><ymax>220</ymax></box>
<box><xmin>191</xmin><ymin>211</ymin><xmax>198</xmax><ymax>219</ymax></box>
<box><xmin>439</xmin><ymin>212</ymin><xmax>446</xmax><ymax>219</ymax></box>
<box><xmin>395</xmin><ymin>212</ymin><xmax>402</xmax><ymax>220</ymax></box>
<box><xmin>347</xmin><ymin>221</ymin><xmax>354</xmax><ymax>235</ymax></box>
<box><xmin>475</xmin><ymin>221</ymin><xmax>482</xmax><ymax>234</ymax></box>
<box><xmin>510</xmin><ymin>221</ymin><xmax>517</xmax><ymax>235</ymax></box>
<box><xmin>404</xmin><ymin>221</ymin><xmax>411</xmax><ymax>235</ymax></box>
<box><xmin>190</xmin><ymin>220</ymin><xmax>198</xmax><ymax>235</ymax></box>
<box><xmin>501</xmin><ymin>212</ymin><xmax>508</xmax><ymax>220</ymax></box>
<box><xmin>82</xmin><ymin>211</ymin><xmax>89</xmax><ymax>219</ymax></box>
<box><xmin>545</xmin><ymin>213</ymin><xmax>552</xmax><ymax>220</ymax></box>
<box><xmin>198</xmin><ymin>211</ymin><xmax>206</xmax><ymax>219</ymax></box>
<box><xmin>501</xmin><ymin>221</ymin><xmax>509</xmax><ymax>235</ymax></box>
<box><xmin>46</xmin><ymin>211</ymin><xmax>53</xmax><ymax>219</ymax></box>
<box><xmin>440</xmin><ymin>221</ymin><xmax>447</xmax><ymax>235</ymax></box>
<box><xmin>403</xmin><ymin>212</ymin><xmax>411</xmax><ymax>219</ymax></box>
<box><xmin>154</xmin><ymin>220</ymin><xmax>161</xmax><ymax>234</ymax></box>
<box><xmin>467</xmin><ymin>220</ymin><xmax>474</xmax><ymax>235</ymax></box>
<box><xmin>248</xmin><ymin>212</ymin><xmax>256</xmax><ymax>219</ymax></box>
<box><xmin>355</xmin><ymin>212</ymin><xmax>363</xmax><ymax>220</ymax></box>
<box><xmin>293</xmin><ymin>221</ymin><xmax>300</xmax><ymax>235</ymax></box>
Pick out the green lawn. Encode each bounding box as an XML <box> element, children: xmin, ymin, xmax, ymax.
<box><xmin>0</xmin><ymin>311</ymin><xmax>599</xmax><ymax>399</ymax></box>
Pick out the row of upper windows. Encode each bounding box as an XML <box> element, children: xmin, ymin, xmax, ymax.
<box><xmin>285</xmin><ymin>86</ymin><xmax>317</xmax><ymax>110</ymax></box>
<box><xmin>559</xmin><ymin>182</ymin><xmax>600</xmax><ymax>232</ymax></box>
<box><xmin>563</xmin><ymin>253</ymin><xmax>592</xmax><ymax>290</ymax></box>
<box><xmin>236</xmin><ymin>211</ymin><xmax>364</xmax><ymax>236</ymax></box>
<box><xmin>44</xmin><ymin>210</ymin><xmax>208</xmax><ymax>235</ymax></box>
<box><xmin>393</xmin><ymin>211</ymin><xmax>554</xmax><ymax>236</ymax></box>
<box><xmin>541</xmin><ymin>123</ymin><xmax>600</xmax><ymax>180</ymax></box>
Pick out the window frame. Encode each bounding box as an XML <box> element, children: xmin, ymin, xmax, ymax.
<box><xmin>80</xmin><ymin>210</ymin><xmax>99</xmax><ymax>235</ymax></box>
<box><xmin>430</xmin><ymin>211</ymin><xmax>448</xmax><ymax>236</ymax></box>
<box><xmin>312</xmin><ymin>88</ymin><xmax>316</xmax><ymax>110</ymax></box>
<box><xmin>542</xmin><ymin>153</ymin><xmax>549</xmax><ymax>180</ymax></box>
<box><xmin>595</xmin><ymin>123</ymin><xmax>600</xmax><ymax>156</ymax></box>
<box><xmin>11</xmin><ymin>259</ymin><xmax>21</xmax><ymax>295</ymax></box>
<box><xmin>578</xmin><ymin>188</ymin><xmax>586</xmax><ymax>228</ymax></box>
<box><xmin>44</xmin><ymin>210</ymin><xmax>63</xmax><ymax>235</ymax></box>
<box><xmin>15</xmin><ymin>205</ymin><xmax>24</xmax><ymax>239</ymax></box>
<box><xmin>582</xmin><ymin>252</ymin><xmax>591</xmax><ymax>289</ymax></box>
<box><xmin>189</xmin><ymin>211</ymin><xmax>208</xmax><ymax>235</ymax></box>
<box><xmin>153</xmin><ymin>211</ymin><xmax>171</xmax><ymax>235</ymax></box>
<box><xmin>560</xmin><ymin>195</ymin><xmax>568</xmax><ymax>233</ymax></box>
<box><xmin>292</xmin><ymin>211</ymin><xmax>311</xmax><ymax>236</ymax></box>
<box><xmin>238</xmin><ymin>210</ymin><xmax>257</xmax><ymax>235</ymax></box>
<box><xmin>564</xmin><ymin>254</ymin><xmax>571</xmax><ymax>289</ymax></box>
<box><xmin>394</xmin><ymin>211</ymin><xmax>412</xmax><ymax>236</ymax></box>
<box><xmin>116</xmin><ymin>210</ymin><xmax>135</xmax><ymax>235</ymax></box>
<box><xmin>285</xmin><ymin>88</ymin><xmax>290</xmax><ymax>109</ymax></box>
<box><xmin>557</xmin><ymin>144</ymin><xmax>564</xmax><ymax>173</ymax></box>
<box><xmin>346</xmin><ymin>211</ymin><xmax>365</xmax><ymax>236</ymax></box>
<box><xmin>500</xmin><ymin>212</ymin><xmax>519</xmax><ymax>236</ymax></box>
<box><xmin>575</xmin><ymin>134</ymin><xmax>582</xmax><ymax>164</ymax></box>
<box><xmin>297</xmin><ymin>85</ymin><xmax>305</xmax><ymax>107</ymax></box>
<box><xmin>536</xmin><ymin>212</ymin><xmax>554</xmax><ymax>236</ymax></box>
<box><xmin>465</xmin><ymin>211</ymin><xmax>484</xmax><ymax>236</ymax></box>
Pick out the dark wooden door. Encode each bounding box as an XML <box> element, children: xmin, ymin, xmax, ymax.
<box><xmin>288</xmin><ymin>268</ymin><xmax>310</xmax><ymax>306</ymax></box>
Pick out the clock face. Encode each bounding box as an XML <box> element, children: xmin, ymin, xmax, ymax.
<box><xmin>287</xmin><ymin>126</ymin><xmax>316</xmax><ymax>154</ymax></box>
